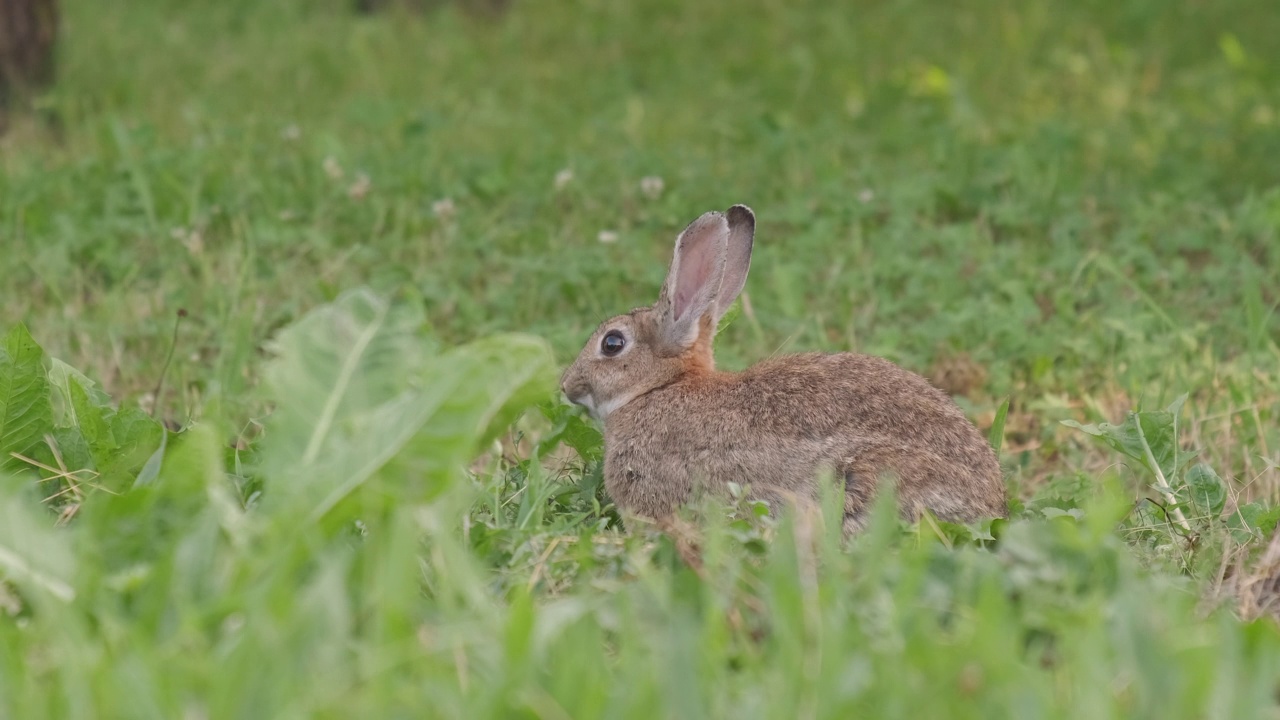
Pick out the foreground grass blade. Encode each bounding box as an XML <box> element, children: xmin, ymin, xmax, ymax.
<box><xmin>0</xmin><ymin>484</ymin><xmax>75</xmax><ymax>602</ymax></box>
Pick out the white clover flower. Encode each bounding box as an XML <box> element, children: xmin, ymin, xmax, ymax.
<box><xmin>170</xmin><ymin>227</ymin><xmax>203</xmax><ymax>255</ymax></box>
<box><xmin>433</xmin><ymin>198</ymin><xmax>457</xmax><ymax>220</ymax></box>
<box><xmin>182</xmin><ymin>230</ymin><xmax>204</xmax><ymax>256</ymax></box>
<box><xmin>348</xmin><ymin>173</ymin><xmax>371</xmax><ymax>200</ymax></box>
<box><xmin>597</xmin><ymin>230</ymin><xmax>619</xmax><ymax>243</ymax></box>
<box><xmin>554</xmin><ymin>168</ymin><xmax>574</xmax><ymax>189</ymax></box>
<box><xmin>639</xmin><ymin>175</ymin><xmax>664</xmax><ymax>199</ymax></box>
<box><xmin>323</xmin><ymin>156</ymin><xmax>344</xmax><ymax>180</ymax></box>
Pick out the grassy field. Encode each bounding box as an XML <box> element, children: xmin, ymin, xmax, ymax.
<box><xmin>3</xmin><ymin>0</ymin><xmax>1280</xmax><ymax>716</ymax></box>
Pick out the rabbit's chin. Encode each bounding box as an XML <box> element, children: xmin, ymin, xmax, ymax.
<box><xmin>568</xmin><ymin>390</ymin><xmax>637</xmax><ymax>424</ymax></box>
<box><xmin>566</xmin><ymin>392</ymin><xmax>603</xmax><ymax>423</ymax></box>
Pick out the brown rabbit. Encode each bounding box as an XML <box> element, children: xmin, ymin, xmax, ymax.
<box><xmin>560</xmin><ymin>205</ymin><xmax>1006</xmax><ymax>533</ymax></box>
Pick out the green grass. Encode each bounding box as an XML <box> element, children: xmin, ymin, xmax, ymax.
<box><xmin>2</xmin><ymin>0</ymin><xmax>1280</xmax><ymax>716</ymax></box>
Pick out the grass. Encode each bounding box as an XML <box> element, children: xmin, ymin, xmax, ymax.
<box><xmin>2</xmin><ymin>0</ymin><xmax>1280</xmax><ymax>716</ymax></box>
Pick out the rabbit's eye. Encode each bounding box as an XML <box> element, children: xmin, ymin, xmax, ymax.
<box><xmin>600</xmin><ymin>331</ymin><xmax>626</xmax><ymax>357</ymax></box>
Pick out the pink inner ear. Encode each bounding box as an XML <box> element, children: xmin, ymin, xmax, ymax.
<box><xmin>674</xmin><ymin>245</ymin><xmax>717</xmax><ymax>322</ymax></box>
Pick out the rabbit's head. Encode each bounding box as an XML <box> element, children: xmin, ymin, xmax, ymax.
<box><xmin>561</xmin><ymin>205</ymin><xmax>755</xmax><ymax>421</ymax></box>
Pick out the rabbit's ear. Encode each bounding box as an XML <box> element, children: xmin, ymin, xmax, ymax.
<box><xmin>713</xmin><ymin>204</ymin><xmax>755</xmax><ymax>322</ymax></box>
<box><xmin>656</xmin><ymin>210</ymin><xmax>729</xmax><ymax>351</ymax></box>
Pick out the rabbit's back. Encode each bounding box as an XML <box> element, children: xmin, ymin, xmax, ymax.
<box><xmin>604</xmin><ymin>352</ymin><xmax>1005</xmax><ymax>525</ymax></box>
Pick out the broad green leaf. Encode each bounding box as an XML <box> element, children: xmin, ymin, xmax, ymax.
<box><xmin>70</xmin><ymin>379</ymin><xmax>116</xmax><ymax>463</ymax></box>
<box><xmin>1233</xmin><ymin>502</ymin><xmax>1280</xmax><ymax>536</ymax></box>
<box><xmin>258</xmin><ymin>288</ymin><xmax>437</xmax><ymax>519</ymax></box>
<box><xmin>1061</xmin><ymin>395</ymin><xmax>1192</xmax><ymax>483</ymax></box>
<box><xmin>537</xmin><ymin>401</ymin><xmax>604</xmax><ymax>461</ymax></box>
<box><xmin>295</xmin><ymin>388</ymin><xmax>463</xmax><ymax>520</ymax></box>
<box><xmin>100</xmin><ymin>408</ymin><xmax>164</xmax><ymax>489</ymax></box>
<box><xmin>426</xmin><ymin>334</ymin><xmax>558</xmax><ymax>453</ymax></box>
<box><xmin>47</xmin><ymin>426</ymin><xmax>94</xmax><ymax>481</ymax></box>
<box><xmin>133</xmin><ymin>426</ymin><xmax>170</xmax><ymax>488</ymax></box>
<box><xmin>1183</xmin><ymin>463</ymin><xmax>1226</xmax><ymax>516</ymax></box>
<box><xmin>1061</xmin><ymin>417</ymin><xmax>1146</xmax><ymax>463</ymax></box>
<box><xmin>0</xmin><ymin>324</ymin><xmax>53</xmax><ymax>474</ymax></box>
<box><xmin>258</xmin><ymin>288</ymin><xmax>555</xmax><ymax>522</ymax></box>
<box><xmin>261</xmin><ymin>289</ymin><xmax>425</xmax><ymax>461</ymax></box>
<box><xmin>537</xmin><ymin>407</ymin><xmax>604</xmax><ymax>463</ymax></box>
<box><xmin>61</xmin><ymin>376</ymin><xmax>164</xmax><ymax>492</ymax></box>
<box><xmin>28</xmin><ymin>426</ymin><xmax>93</xmax><ymax>505</ymax></box>
<box><xmin>48</xmin><ymin>357</ymin><xmax>111</xmax><ymax>427</ymax></box>
<box><xmin>388</xmin><ymin>334</ymin><xmax>556</xmax><ymax>505</ymax></box>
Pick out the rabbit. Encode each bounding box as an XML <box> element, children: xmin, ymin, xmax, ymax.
<box><xmin>560</xmin><ymin>205</ymin><xmax>1007</xmax><ymax>533</ymax></box>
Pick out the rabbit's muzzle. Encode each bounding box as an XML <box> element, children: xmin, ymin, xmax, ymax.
<box><xmin>560</xmin><ymin>367</ymin><xmax>597</xmax><ymax>418</ymax></box>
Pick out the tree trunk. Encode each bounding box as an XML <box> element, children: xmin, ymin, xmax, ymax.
<box><xmin>354</xmin><ymin>0</ymin><xmax>510</xmax><ymax>20</ymax></box>
<box><xmin>0</xmin><ymin>0</ymin><xmax>59</xmax><ymax>132</ymax></box>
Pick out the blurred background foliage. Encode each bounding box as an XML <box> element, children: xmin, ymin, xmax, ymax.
<box><xmin>2</xmin><ymin>0</ymin><xmax>1280</xmax><ymax>716</ymax></box>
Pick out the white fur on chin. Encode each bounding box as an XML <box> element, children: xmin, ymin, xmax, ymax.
<box><xmin>571</xmin><ymin>390</ymin><xmax>640</xmax><ymax>424</ymax></box>
<box><xmin>595</xmin><ymin>390</ymin><xmax>642</xmax><ymax>422</ymax></box>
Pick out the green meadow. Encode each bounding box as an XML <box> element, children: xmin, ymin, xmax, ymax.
<box><xmin>2</xmin><ymin>0</ymin><xmax>1280</xmax><ymax>716</ymax></box>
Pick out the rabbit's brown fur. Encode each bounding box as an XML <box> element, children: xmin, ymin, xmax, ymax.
<box><xmin>561</xmin><ymin>205</ymin><xmax>1006</xmax><ymax>532</ymax></box>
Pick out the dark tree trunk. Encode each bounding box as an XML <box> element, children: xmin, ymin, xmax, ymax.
<box><xmin>0</xmin><ymin>0</ymin><xmax>58</xmax><ymax>132</ymax></box>
<box><xmin>354</xmin><ymin>0</ymin><xmax>423</xmax><ymax>14</ymax></box>
<box><xmin>354</xmin><ymin>0</ymin><xmax>510</xmax><ymax>20</ymax></box>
